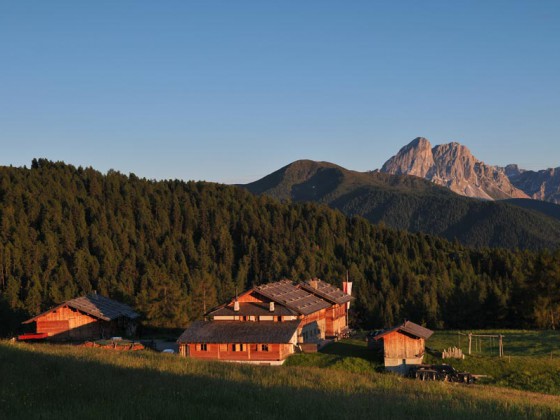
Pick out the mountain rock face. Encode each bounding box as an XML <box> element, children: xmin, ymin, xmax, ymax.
<box><xmin>507</xmin><ymin>167</ymin><xmax>560</xmax><ymax>204</ymax></box>
<box><xmin>380</xmin><ymin>137</ymin><xmax>435</xmax><ymax>177</ymax></box>
<box><xmin>504</xmin><ymin>164</ymin><xmax>524</xmax><ymax>178</ymax></box>
<box><xmin>381</xmin><ymin>138</ymin><xmax>529</xmax><ymax>200</ymax></box>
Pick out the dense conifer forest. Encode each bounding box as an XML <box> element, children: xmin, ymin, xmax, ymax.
<box><xmin>0</xmin><ymin>159</ymin><xmax>559</xmax><ymax>335</ymax></box>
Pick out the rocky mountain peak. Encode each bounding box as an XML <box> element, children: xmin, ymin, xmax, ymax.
<box><xmin>409</xmin><ymin>136</ymin><xmax>432</xmax><ymax>149</ymax></box>
<box><xmin>433</xmin><ymin>142</ymin><xmax>471</xmax><ymax>157</ymax></box>
<box><xmin>504</xmin><ymin>164</ymin><xmax>524</xmax><ymax>178</ymax></box>
<box><xmin>381</xmin><ymin>137</ymin><xmax>435</xmax><ymax>178</ymax></box>
<box><xmin>380</xmin><ymin>138</ymin><xmax>529</xmax><ymax>200</ymax></box>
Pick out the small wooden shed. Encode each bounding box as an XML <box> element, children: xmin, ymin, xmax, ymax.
<box><xmin>21</xmin><ymin>293</ymin><xmax>139</xmax><ymax>341</ymax></box>
<box><xmin>370</xmin><ymin>321</ymin><xmax>433</xmax><ymax>375</ymax></box>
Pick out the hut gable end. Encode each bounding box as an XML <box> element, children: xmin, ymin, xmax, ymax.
<box><xmin>371</xmin><ymin>320</ymin><xmax>433</xmax><ymax>375</ymax></box>
<box><xmin>21</xmin><ymin>293</ymin><xmax>140</xmax><ymax>342</ymax></box>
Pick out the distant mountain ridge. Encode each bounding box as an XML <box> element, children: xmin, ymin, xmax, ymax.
<box><xmin>243</xmin><ymin>159</ymin><xmax>560</xmax><ymax>250</ymax></box>
<box><xmin>380</xmin><ymin>137</ymin><xmax>529</xmax><ymax>200</ymax></box>
<box><xmin>506</xmin><ymin>167</ymin><xmax>560</xmax><ymax>204</ymax></box>
<box><xmin>380</xmin><ymin>137</ymin><xmax>560</xmax><ymax>204</ymax></box>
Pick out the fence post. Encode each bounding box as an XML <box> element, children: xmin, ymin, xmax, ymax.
<box><xmin>498</xmin><ymin>335</ymin><xmax>503</xmax><ymax>357</ymax></box>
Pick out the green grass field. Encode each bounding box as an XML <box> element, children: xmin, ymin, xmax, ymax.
<box><xmin>286</xmin><ymin>330</ymin><xmax>560</xmax><ymax>396</ymax></box>
<box><xmin>426</xmin><ymin>330</ymin><xmax>560</xmax><ymax>396</ymax></box>
<box><xmin>1</xmin><ymin>336</ymin><xmax>560</xmax><ymax>419</ymax></box>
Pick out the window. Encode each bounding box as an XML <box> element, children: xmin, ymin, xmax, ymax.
<box><xmin>261</xmin><ymin>344</ymin><xmax>269</xmax><ymax>352</ymax></box>
<box><xmin>200</xmin><ymin>343</ymin><xmax>208</xmax><ymax>351</ymax></box>
<box><xmin>232</xmin><ymin>343</ymin><xmax>245</xmax><ymax>352</ymax></box>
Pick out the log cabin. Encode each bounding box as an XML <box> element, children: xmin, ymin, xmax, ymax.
<box><xmin>20</xmin><ymin>293</ymin><xmax>139</xmax><ymax>341</ymax></box>
<box><xmin>177</xmin><ymin>278</ymin><xmax>353</xmax><ymax>364</ymax></box>
<box><xmin>369</xmin><ymin>320</ymin><xmax>433</xmax><ymax>375</ymax></box>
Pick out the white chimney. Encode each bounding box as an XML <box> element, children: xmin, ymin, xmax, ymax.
<box><xmin>233</xmin><ymin>300</ymin><xmax>240</xmax><ymax>312</ymax></box>
<box><xmin>309</xmin><ymin>279</ymin><xmax>319</xmax><ymax>289</ymax></box>
<box><xmin>269</xmin><ymin>301</ymin><xmax>275</xmax><ymax>312</ymax></box>
<box><xmin>343</xmin><ymin>280</ymin><xmax>353</xmax><ymax>309</ymax></box>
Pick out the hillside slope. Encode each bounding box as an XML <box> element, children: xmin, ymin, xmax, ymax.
<box><xmin>504</xmin><ymin>198</ymin><xmax>560</xmax><ymax>222</ymax></box>
<box><xmin>1</xmin><ymin>159</ymin><xmax>560</xmax><ymax>332</ymax></box>
<box><xmin>243</xmin><ymin>160</ymin><xmax>560</xmax><ymax>250</ymax></box>
<box><xmin>3</xmin><ymin>342</ymin><xmax>558</xmax><ymax>419</ymax></box>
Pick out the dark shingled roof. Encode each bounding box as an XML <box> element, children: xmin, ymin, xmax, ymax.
<box><xmin>255</xmin><ymin>280</ymin><xmax>331</xmax><ymax>315</ymax></box>
<box><xmin>300</xmin><ymin>278</ymin><xmax>353</xmax><ymax>305</ymax></box>
<box><xmin>373</xmin><ymin>321</ymin><xmax>433</xmax><ymax>340</ymax></box>
<box><xmin>177</xmin><ymin>320</ymin><xmax>301</xmax><ymax>344</ymax></box>
<box><xmin>208</xmin><ymin>302</ymin><xmax>297</xmax><ymax>317</ymax></box>
<box><xmin>23</xmin><ymin>293</ymin><xmax>139</xmax><ymax>324</ymax></box>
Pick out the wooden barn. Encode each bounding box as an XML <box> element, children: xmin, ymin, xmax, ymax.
<box><xmin>370</xmin><ymin>321</ymin><xmax>433</xmax><ymax>375</ymax></box>
<box><xmin>178</xmin><ymin>278</ymin><xmax>353</xmax><ymax>364</ymax></box>
<box><xmin>21</xmin><ymin>293</ymin><xmax>139</xmax><ymax>341</ymax></box>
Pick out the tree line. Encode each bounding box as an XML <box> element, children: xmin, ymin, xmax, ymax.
<box><xmin>0</xmin><ymin>159</ymin><xmax>559</xmax><ymax>335</ymax></box>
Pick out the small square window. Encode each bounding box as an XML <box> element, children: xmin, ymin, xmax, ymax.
<box><xmin>201</xmin><ymin>343</ymin><xmax>207</xmax><ymax>351</ymax></box>
<box><xmin>261</xmin><ymin>344</ymin><xmax>269</xmax><ymax>352</ymax></box>
<box><xmin>232</xmin><ymin>343</ymin><xmax>244</xmax><ymax>352</ymax></box>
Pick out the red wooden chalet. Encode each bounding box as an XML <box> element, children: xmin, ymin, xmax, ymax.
<box><xmin>177</xmin><ymin>278</ymin><xmax>353</xmax><ymax>364</ymax></box>
<box><xmin>21</xmin><ymin>293</ymin><xmax>139</xmax><ymax>341</ymax></box>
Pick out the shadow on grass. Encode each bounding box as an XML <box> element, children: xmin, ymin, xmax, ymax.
<box><xmin>138</xmin><ymin>326</ymin><xmax>184</xmax><ymax>341</ymax></box>
<box><xmin>285</xmin><ymin>338</ymin><xmax>385</xmax><ymax>373</ymax></box>
<box><xmin>1</xmin><ymin>342</ymin><xmax>553</xmax><ymax>419</ymax></box>
<box><xmin>320</xmin><ymin>340</ymin><xmax>377</xmax><ymax>360</ymax></box>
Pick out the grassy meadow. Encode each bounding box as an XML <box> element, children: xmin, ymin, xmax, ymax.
<box><xmin>2</xmin><ymin>337</ymin><xmax>560</xmax><ymax>419</ymax></box>
<box><xmin>286</xmin><ymin>330</ymin><xmax>560</xmax><ymax>397</ymax></box>
<box><xmin>425</xmin><ymin>330</ymin><xmax>560</xmax><ymax>396</ymax></box>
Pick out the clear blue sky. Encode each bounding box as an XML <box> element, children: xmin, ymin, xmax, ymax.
<box><xmin>1</xmin><ymin>1</ymin><xmax>559</xmax><ymax>183</ymax></box>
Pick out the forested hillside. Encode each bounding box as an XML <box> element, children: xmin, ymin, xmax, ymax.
<box><xmin>1</xmin><ymin>160</ymin><xmax>559</xmax><ymax>334</ymax></box>
<box><xmin>243</xmin><ymin>160</ymin><xmax>560</xmax><ymax>250</ymax></box>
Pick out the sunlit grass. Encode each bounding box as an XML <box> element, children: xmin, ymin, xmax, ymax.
<box><xmin>425</xmin><ymin>330</ymin><xmax>560</xmax><ymax>396</ymax></box>
<box><xmin>429</xmin><ymin>330</ymin><xmax>560</xmax><ymax>357</ymax></box>
<box><xmin>287</xmin><ymin>330</ymin><xmax>560</xmax><ymax>396</ymax></box>
<box><xmin>1</xmin><ymin>340</ymin><xmax>559</xmax><ymax>419</ymax></box>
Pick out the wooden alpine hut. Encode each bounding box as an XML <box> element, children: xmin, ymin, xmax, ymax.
<box><xmin>177</xmin><ymin>278</ymin><xmax>353</xmax><ymax>364</ymax></box>
<box><xmin>20</xmin><ymin>293</ymin><xmax>139</xmax><ymax>341</ymax></box>
<box><xmin>369</xmin><ymin>320</ymin><xmax>433</xmax><ymax>375</ymax></box>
